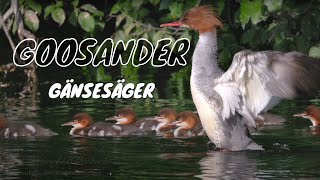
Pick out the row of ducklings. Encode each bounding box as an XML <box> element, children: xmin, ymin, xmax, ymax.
<box><xmin>62</xmin><ymin>108</ymin><xmax>205</xmax><ymax>138</ymax></box>
<box><xmin>1</xmin><ymin>105</ymin><xmax>319</xmax><ymax>138</ymax></box>
<box><xmin>0</xmin><ymin>108</ymin><xmax>205</xmax><ymax>138</ymax></box>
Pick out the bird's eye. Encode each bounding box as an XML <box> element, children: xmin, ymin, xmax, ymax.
<box><xmin>118</xmin><ymin>114</ymin><xmax>123</xmax><ymax>118</ymax></box>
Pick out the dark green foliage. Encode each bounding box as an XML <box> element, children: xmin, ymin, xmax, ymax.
<box><xmin>2</xmin><ymin>0</ymin><xmax>320</xmax><ymax>87</ymax></box>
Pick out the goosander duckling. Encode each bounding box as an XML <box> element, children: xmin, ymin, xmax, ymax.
<box><xmin>62</xmin><ymin>113</ymin><xmax>134</xmax><ymax>137</ymax></box>
<box><xmin>153</xmin><ymin>108</ymin><xmax>178</xmax><ymax>134</ymax></box>
<box><xmin>105</xmin><ymin>108</ymin><xmax>159</xmax><ymax>133</ymax></box>
<box><xmin>172</xmin><ymin>111</ymin><xmax>205</xmax><ymax>138</ymax></box>
<box><xmin>0</xmin><ymin>114</ymin><xmax>57</xmax><ymax>137</ymax></box>
<box><xmin>62</xmin><ymin>113</ymin><xmax>112</xmax><ymax>136</ymax></box>
<box><xmin>161</xmin><ymin>6</ymin><xmax>320</xmax><ymax>151</ymax></box>
<box><xmin>293</xmin><ymin>105</ymin><xmax>320</xmax><ymax>127</ymax></box>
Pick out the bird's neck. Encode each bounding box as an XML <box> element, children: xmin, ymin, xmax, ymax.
<box><xmin>191</xmin><ymin>30</ymin><xmax>223</xmax><ymax>87</ymax></box>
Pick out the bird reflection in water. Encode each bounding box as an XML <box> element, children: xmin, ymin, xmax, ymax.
<box><xmin>196</xmin><ymin>151</ymin><xmax>257</xmax><ymax>179</ymax></box>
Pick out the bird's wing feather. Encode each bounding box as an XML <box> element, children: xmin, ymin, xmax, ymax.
<box><xmin>214</xmin><ymin>50</ymin><xmax>320</xmax><ymax>128</ymax></box>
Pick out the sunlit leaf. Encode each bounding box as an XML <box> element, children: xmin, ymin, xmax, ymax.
<box><xmin>24</xmin><ymin>10</ymin><xmax>39</xmax><ymax>32</ymax></box>
<box><xmin>159</xmin><ymin>0</ymin><xmax>169</xmax><ymax>10</ymax></box>
<box><xmin>150</xmin><ymin>0</ymin><xmax>160</xmax><ymax>6</ymax></box>
<box><xmin>69</xmin><ymin>9</ymin><xmax>79</xmax><ymax>27</ymax></box>
<box><xmin>27</xmin><ymin>0</ymin><xmax>42</xmax><ymax>14</ymax></box>
<box><xmin>264</xmin><ymin>0</ymin><xmax>282</xmax><ymax>12</ymax></box>
<box><xmin>55</xmin><ymin>1</ymin><xmax>63</xmax><ymax>8</ymax></box>
<box><xmin>51</xmin><ymin>8</ymin><xmax>65</xmax><ymax>26</ymax></box>
<box><xmin>80</xmin><ymin>4</ymin><xmax>97</xmax><ymax>13</ymax></box>
<box><xmin>78</xmin><ymin>12</ymin><xmax>95</xmax><ymax>32</ymax></box>
<box><xmin>116</xmin><ymin>14</ymin><xmax>126</xmax><ymax>27</ymax></box>
<box><xmin>217</xmin><ymin>0</ymin><xmax>225</xmax><ymax>15</ymax></box>
<box><xmin>12</xmin><ymin>16</ymin><xmax>17</xmax><ymax>34</ymax></box>
<box><xmin>169</xmin><ymin>2</ymin><xmax>183</xmax><ymax>19</ymax></box>
<box><xmin>71</xmin><ymin>0</ymin><xmax>79</xmax><ymax>7</ymax></box>
<box><xmin>123</xmin><ymin>18</ymin><xmax>135</xmax><ymax>35</ymax></box>
<box><xmin>309</xmin><ymin>45</ymin><xmax>320</xmax><ymax>58</ymax></box>
<box><xmin>111</xmin><ymin>4</ymin><xmax>121</xmax><ymax>14</ymax></box>
<box><xmin>44</xmin><ymin>4</ymin><xmax>55</xmax><ymax>19</ymax></box>
<box><xmin>132</xmin><ymin>0</ymin><xmax>143</xmax><ymax>8</ymax></box>
<box><xmin>152</xmin><ymin>31</ymin><xmax>164</xmax><ymax>44</ymax></box>
<box><xmin>240</xmin><ymin>0</ymin><xmax>263</xmax><ymax>29</ymax></box>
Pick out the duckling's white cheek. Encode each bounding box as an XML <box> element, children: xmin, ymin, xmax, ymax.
<box><xmin>177</xmin><ymin>122</ymin><xmax>188</xmax><ymax>127</ymax></box>
<box><xmin>73</xmin><ymin>124</ymin><xmax>83</xmax><ymax>129</ymax></box>
<box><xmin>160</xmin><ymin>118</ymin><xmax>169</xmax><ymax>123</ymax></box>
<box><xmin>116</xmin><ymin>118</ymin><xmax>128</xmax><ymax>124</ymax></box>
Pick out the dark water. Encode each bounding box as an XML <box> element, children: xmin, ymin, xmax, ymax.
<box><xmin>1</xmin><ymin>78</ymin><xmax>320</xmax><ymax>179</ymax></box>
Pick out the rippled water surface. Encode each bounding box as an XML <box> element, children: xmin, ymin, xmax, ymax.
<box><xmin>1</xmin><ymin>71</ymin><xmax>320</xmax><ymax>179</ymax></box>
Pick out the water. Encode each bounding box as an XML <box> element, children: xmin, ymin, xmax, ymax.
<box><xmin>1</xmin><ymin>78</ymin><xmax>320</xmax><ymax>179</ymax></box>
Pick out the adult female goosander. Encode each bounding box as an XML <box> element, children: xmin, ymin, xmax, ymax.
<box><xmin>294</xmin><ymin>105</ymin><xmax>320</xmax><ymax>126</ymax></box>
<box><xmin>161</xmin><ymin>6</ymin><xmax>320</xmax><ymax>151</ymax></box>
<box><xmin>172</xmin><ymin>111</ymin><xmax>205</xmax><ymax>138</ymax></box>
<box><xmin>0</xmin><ymin>114</ymin><xmax>57</xmax><ymax>137</ymax></box>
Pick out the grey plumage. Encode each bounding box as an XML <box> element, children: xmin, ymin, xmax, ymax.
<box><xmin>191</xmin><ymin>31</ymin><xmax>320</xmax><ymax>151</ymax></box>
<box><xmin>0</xmin><ymin>121</ymin><xmax>58</xmax><ymax>137</ymax></box>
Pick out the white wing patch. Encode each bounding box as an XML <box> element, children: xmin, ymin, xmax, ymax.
<box><xmin>139</xmin><ymin>122</ymin><xmax>145</xmax><ymax>129</ymax></box>
<box><xmin>25</xmin><ymin>125</ymin><xmax>36</xmax><ymax>134</ymax></box>
<box><xmin>4</xmin><ymin>128</ymin><xmax>10</xmax><ymax>137</ymax></box>
<box><xmin>98</xmin><ymin>130</ymin><xmax>104</xmax><ymax>136</ymax></box>
<box><xmin>214</xmin><ymin>51</ymin><xmax>283</xmax><ymax>128</ymax></box>
<box><xmin>214</xmin><ymin>83</ymin><xmax>241</xmax><ymax>120</ymax></box>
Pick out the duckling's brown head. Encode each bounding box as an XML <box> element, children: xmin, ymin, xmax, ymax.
<box><xmin>294</xmin><ymin>105</ymin><xmax>320</xmax><ymax>126</ymax></box>
<box><xmin>0</xmin><ymin>114</ymin><xmax>8</xmax><ymax>129</ymax></box>
<box><xmin>61</xmin><ymin>113</ymin><xmax>93</xmax><ymax>129</ymax></box>
<box><xmin>155</xmin><ymin>108</ymin><xmax>178</xmax><ymax>124</ymax></box>
<box><xmin>174</xmin><ymin>111</ymin><xmax>200</xmax><ymax>129</ymax></box>
<box><xmin>105</xmin><ymin>108</ymin><xmax>136</xmax><ymax>125</ymax></box>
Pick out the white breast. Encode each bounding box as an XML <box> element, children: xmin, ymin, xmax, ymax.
<box><xmin>191</xmin><ymin>81</ymin><xmax>222</xmax><ymax>148</ymax></box>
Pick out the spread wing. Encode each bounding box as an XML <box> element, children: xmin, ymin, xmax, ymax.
<box><xmin>214</xmin><ymin>50</ymin><xmax>320</xmax><ymax>128</ymax></box>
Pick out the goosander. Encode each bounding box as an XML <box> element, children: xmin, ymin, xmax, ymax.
<box><xmin>153</xmin><ymin>108</ymin><xmax>178</xmax><ymax>134</ymax></box>
<box><xmin>161</xmin><ymin>6</ymin><xmax>320</xmax><ymax>151</ymax></box>
<box><xmin>63</xmin><ymin>112</ymin><xmax>151</xmax><ymax>137</ymax></box>
<box><xmin>294</xmin><ymin>105</ymin><xmax>320</xmax><ymax>126</ymax></box>
<box><xmin>0</xmin><ymin>114</ymin><xmax>57</xmax><ymax>137</ymax></box>
<box><xmin>62</xmin><ymin>113</ymin><xmax>112</xmax><ymax>136</ymax></box>
<box><xmin>172</xmin><ymin>111</ymin><xmax>205</xmax><ymax>138</ymax></box>
<box><xmin>105</xmin><ymin>108</ymin><xmax>159</xmax><ymax>133</ymax></box>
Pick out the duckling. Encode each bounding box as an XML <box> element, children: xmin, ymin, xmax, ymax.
<box><xmin>172</xmin><ymin>111</ymin><xmax>204</xmax><ymax>138</ymax></box>
<box><xmin>294</xmin><ymin>105</ymin><xmax>320</xmax><ymax>127</ymax></box>
<box><xmin>105</xmin><ymin>108</ymin><xmax>159</xmax><ymax>134</ymax></box>
<box><xmin>0</xmin><ymin>114</ymin><xmax>57</xmax><ymax>137</ymax></box>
